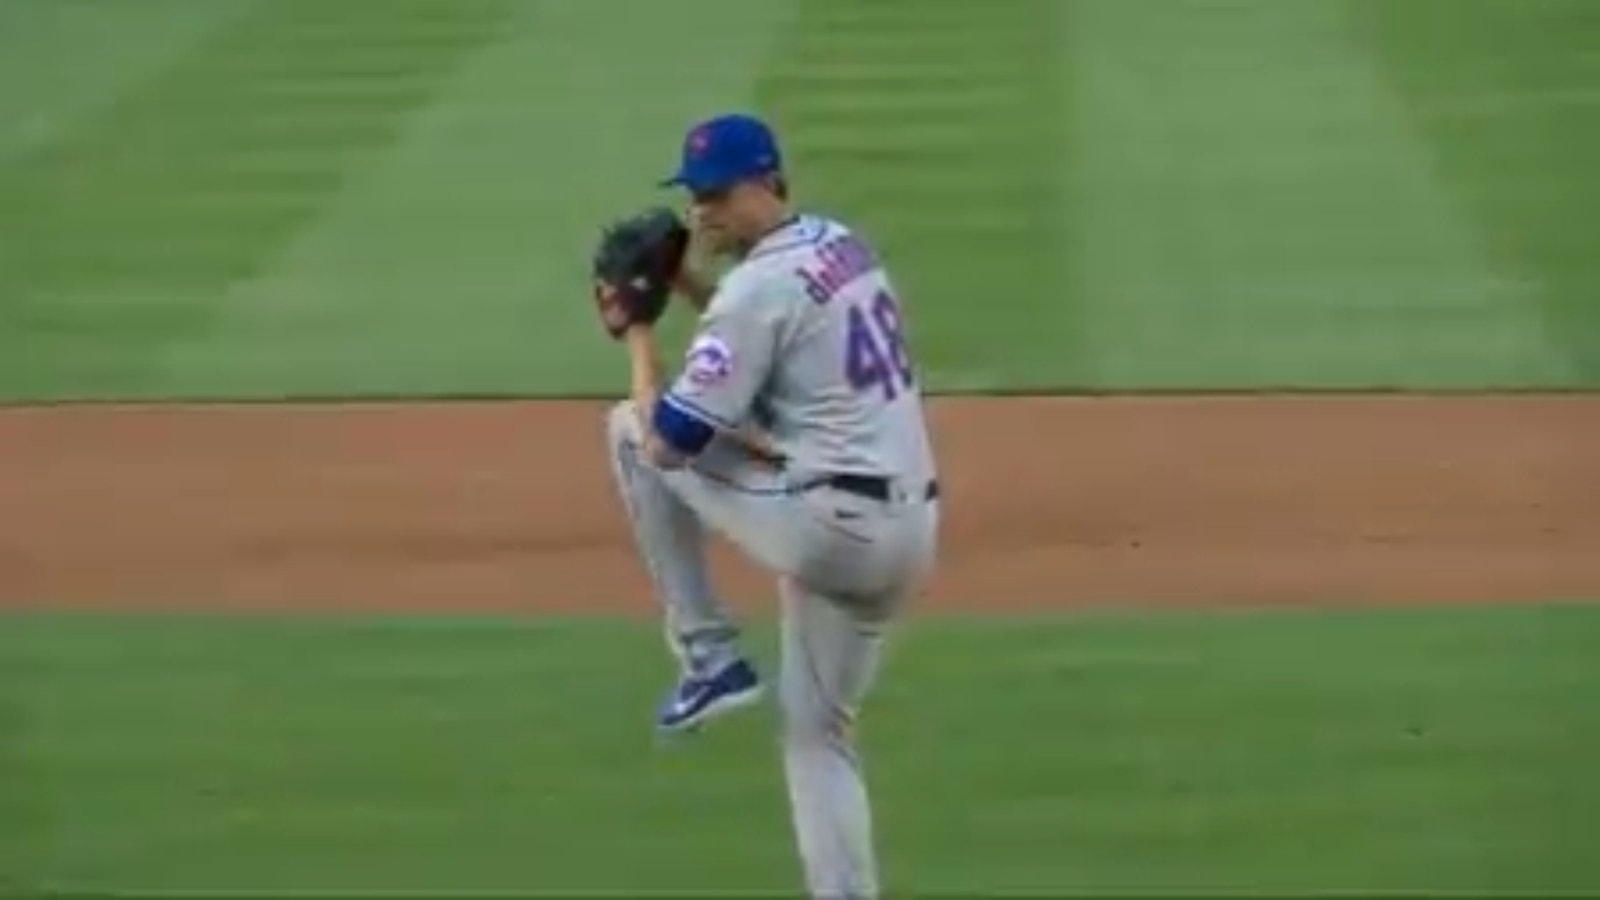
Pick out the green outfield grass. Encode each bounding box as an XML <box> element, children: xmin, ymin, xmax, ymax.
<box><xmin>5</xmin><ymin>2</ymin><xmax>1597</xmax><ymax>894</ymax></box>
<box><xmin>4</xmin><ymin>605</ymin><xmax>1597</xmax><ymax>894</ymax></box>
<box><xmin>4</xmin><ymin>0</ymin><xmax>1599</xmax><ymax>401</ymax></box>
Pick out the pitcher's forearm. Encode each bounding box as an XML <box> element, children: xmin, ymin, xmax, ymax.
<box><xmin>624</xmin><ymin>326</ymin><xmax>664</xmax><ymax>411</ymax></box>
<box><xmin>674</xmin><ymin>269</ymin><xmax>717</xmax><ymax>312</ymax></box>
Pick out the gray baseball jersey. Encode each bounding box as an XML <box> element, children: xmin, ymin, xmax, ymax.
<box><xmin>660</xmin><ymin>214</ymin><xmax>937</xmax><ymax>491</ymax></box>
<box><xmin>606</xmin><ymin>212</ymin><xmax>940</xmax><ymax>900</ymax></box>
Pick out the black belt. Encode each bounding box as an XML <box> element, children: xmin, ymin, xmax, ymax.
<box><xmin>814</xmin><ymin>473</ymin><xmax>939</xmax><ymax>503</ymax></box>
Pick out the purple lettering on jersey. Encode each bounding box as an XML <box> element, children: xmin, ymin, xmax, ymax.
<box><xmin>843</xmin><ymin>289</ymin><xmax>915</xmax><ymax>400</ymax></box>
<box><xmin>871</xmin><ymin>289</ymin><xmax>914</xmax><ymax>386</ymax></box>
<box><xmin>795</xmin><ymin>234</ymin><xmax>881</xmax><ymax>305</ymax></box>
<box><xmin>798</xmin><ymin>267</ymin><xmax>832</xmax><ymax>305</ymax></box>
<box><xmin>844</xmin><ymin>304</ymin><xmax>895</xmax><ymax>399</ymax></box>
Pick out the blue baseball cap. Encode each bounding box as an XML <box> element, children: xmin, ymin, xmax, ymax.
<box><xmin>660</xmin><ymin>113</ymin><xmax>783</xmax><ymax>193</ymax></box>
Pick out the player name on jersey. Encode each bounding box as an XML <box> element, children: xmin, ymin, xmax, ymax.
<box><xmin>795</xmin><ymin>231</ymin><xmax>881</xmax><ymax>306</ymax></box>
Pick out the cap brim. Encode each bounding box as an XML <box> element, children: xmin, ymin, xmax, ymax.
<box><xmin>660</xmin><ymin>163</ymin><xmax>751</xmax><ymax>193</ymax></box>
<box><xmin>660</xmin><ymin>174</ymin><xmax>734</xmax><ymax>193</ymax></box>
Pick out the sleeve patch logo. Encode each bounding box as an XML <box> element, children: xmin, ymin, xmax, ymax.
<box><xmin>685</xmin><ymin>334</ymin><xmax>734</xmax><ymax>387</ymax></box>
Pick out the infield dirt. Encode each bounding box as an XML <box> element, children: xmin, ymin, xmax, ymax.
<box><xmin>1</xmin><ymin>396</ymin><xmax>1597</xmax><ymax>613</ymax></box>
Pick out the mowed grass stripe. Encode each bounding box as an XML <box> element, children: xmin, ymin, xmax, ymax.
<box><xmin>757</xmin><ymin>0</ymin><xmax>1085</xmax><ymax>389</ymax></box>
<box><xmin>0</xmin><ymin>1</ymin><xmax>254</xmax><ymax>164</ymax></box>
<box><xmin>0</xmin><ymin>622</ymin><xmax>35</xmax><ymax>893</ymax></box>
<box><xmin>7</xmin><ymin>606</ymin><xmax>1598</xmax><ymax>892</ymax></box>
<box><xmin>1</xmin><ymin>0</ymin><xmax>518</xmax><ymax>402</ymax></box>
<box><xmin>1067</xmin><ymin>0</ymin><xmax>1562</xmax><ymax>390</ymax></box>
<box><xmin>1348</xmin><ymin>0</ymin><xmax>1600</xmax><ymax>383</ymax></box>
<box><xmin>153</xmin><ymin>0</ymin><xmax>791</xmax><ymax>400</ymax></box>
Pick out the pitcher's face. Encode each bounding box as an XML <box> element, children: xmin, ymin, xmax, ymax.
<box><xmin>687</xmin><ymin>178</ymin><xmax>778</xmax><ymax>256</ymax></box>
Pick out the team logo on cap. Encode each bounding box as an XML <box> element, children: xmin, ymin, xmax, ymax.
<box><xmin>688</xmin><ymin>129</ymin><xmax>711</xmax><ymax>156</ymax></box>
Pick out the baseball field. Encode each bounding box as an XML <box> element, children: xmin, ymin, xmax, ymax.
<box><xmin>4</xmin><ymin>0</ymin><xmax>1600</xmax><ymax>894</ymax></box>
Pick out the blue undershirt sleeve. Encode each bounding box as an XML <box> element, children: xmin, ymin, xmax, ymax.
<box><xmin>652</xmin><ymin>394</ymin><xmax>717</xmax><ymax>456</ymax></box>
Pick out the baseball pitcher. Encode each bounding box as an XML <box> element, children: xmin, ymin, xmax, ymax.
<box><xmin>589</xmin><ymin>112</ymin><xmax>941</xmax><ymax>900</ymax></box>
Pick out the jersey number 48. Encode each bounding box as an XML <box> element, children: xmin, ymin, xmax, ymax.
<box><xmin>845</xmin><ymin>289</ymin><xmax>915</xmax><ymax>401</ymax></box>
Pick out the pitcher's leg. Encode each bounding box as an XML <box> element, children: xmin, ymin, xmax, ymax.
<box><xmin>605</xmin><ymin>402</ymin><xmax>740</xmax><ymax>675</ymax></box>
<box><xmin>777</xmin><ymin>577</ymin><xmax>889</xmax><ymax>900</ymax></box>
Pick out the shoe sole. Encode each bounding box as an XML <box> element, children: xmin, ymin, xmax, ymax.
<box><xmin>658</xmin><ymin>683</ymin><xmax>765</xmax><ymax>733</ymax></box>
